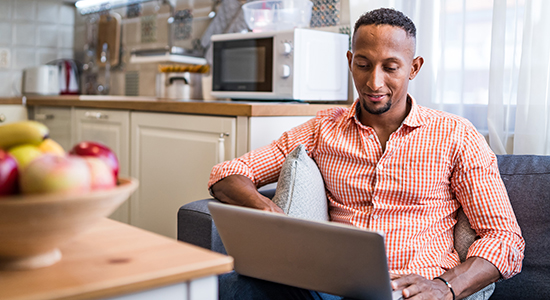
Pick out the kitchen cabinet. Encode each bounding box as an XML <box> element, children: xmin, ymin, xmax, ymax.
<box><xmin>130</xmin><ymin>112</ymin><xmax>236</xmax><ymax>238</ymax></box>
<box><xmin>74</xmin><ymin>108</ymin><xmax>130</xmax><ymax>223</ymax></box>
<box><xmin>0</xmin><ymin>105</ymin><xmax>27</xmax><ymax>124</ymax></box>
<box><xmin>26</xmin><ymin>97</ymin><xmax>338</xmax><ymax>239</ymax></box>
<box><xmin>31</xmin><ymin>106</ymin><xmax>73</xmax><ymax>151</ymax></box>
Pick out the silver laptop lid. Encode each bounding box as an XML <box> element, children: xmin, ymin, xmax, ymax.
<box><xmin>209</xmin><ymin>201</ymin><xmax>394</xmax><ymax>300</ymax></box>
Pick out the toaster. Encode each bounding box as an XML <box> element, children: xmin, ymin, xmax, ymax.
<box><xmin>23</xmin><ymin>65</ymin><xmax>60</xmax><ymax>95</ymax></box>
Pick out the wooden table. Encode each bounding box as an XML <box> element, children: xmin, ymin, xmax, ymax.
<box><xmin>0</xmin><ymin>219</ymin><xmax>233</xmax><ymax>300</ymax></box>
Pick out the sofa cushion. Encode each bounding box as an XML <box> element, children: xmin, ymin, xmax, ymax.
<box><xmin>490</xmin><ymin>155</ymin><xmax>550</xmax><ymax>300</ymax></box>
<box><xmin>271</xmin><ymin>144</ymin><xmax>329</xmax><ymax>221</ymax></box>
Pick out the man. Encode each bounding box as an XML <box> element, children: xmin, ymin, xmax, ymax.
<box><xmin>209</xmin><ymin>8</ymin><xmax>524</xmax><ymax>300</ymax></box>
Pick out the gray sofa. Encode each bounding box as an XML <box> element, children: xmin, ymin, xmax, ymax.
<box><xmin>177</xmin><ymin>155</ymin><xmax>550</xmax><ymax>300</ymax></box>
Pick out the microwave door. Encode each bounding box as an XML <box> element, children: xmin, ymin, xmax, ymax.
<box><xmin>213</xmin><ymin>38</ymin><xmax>273</xmax><ymax>93</ymax></box>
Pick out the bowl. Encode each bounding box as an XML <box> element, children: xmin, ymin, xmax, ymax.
<box><xmin>242</xmin><ymin>0</ymin><xmax>313</xmax><ymax>32</ymax></box>
<box><xmin>0</xmin><ymin>177</ymin><xmax>138</xmax><ymax>270</ymax></box>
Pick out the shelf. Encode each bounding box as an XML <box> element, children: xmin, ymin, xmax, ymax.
<box><xmin>129</xmin><ymin>54</ymin><xmax>207</xmax><ymax>65</ymax></box>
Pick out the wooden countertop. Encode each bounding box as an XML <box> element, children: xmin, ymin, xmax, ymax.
<box><xmin>22</xmin><ymin>95</ymin><xmax>349</xmax><ymax>117</ymax></box>
<box><xmin>0</xmin><ymin>218</ymin><xmax>233</xmax><ymax>300</ymax></box>
<box><xmin>0</xmin><ymin>97</ymin><xmax>24</xmax><ymax>105</ymax></box>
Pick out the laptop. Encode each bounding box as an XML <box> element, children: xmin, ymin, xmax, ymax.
<box><xmin>208</xmin><ymin>202</ymin><xmax>403</xmax><ymax>300</ymax></box>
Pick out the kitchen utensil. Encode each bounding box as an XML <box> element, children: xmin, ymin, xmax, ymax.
<box><xmin>0</xmin><ymin>178</ymin><xmax>138</xmax><ymax>270</ymax></box>
<box><xmin>242</xmin><ymin>0</ymin><xmax>313</xmax><ymax>32</ymax></box>
<box><xmin>156</xmin><ymin>72</ymin><xmax>203</xmax><ymax>100</ymax></box>
<box><xmin>22</xmin><ymin>66</ymin><xmax>60</xmax><ymax>95</ymax></box>
<box><xmin>97</xmin><ymin>12</ymin><xmax>121</xmax><ymax>67</ymax></box>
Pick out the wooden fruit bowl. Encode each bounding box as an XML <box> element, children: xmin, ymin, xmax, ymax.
<box><xmin>0</xmin><ymin>177</ymin><xmax>138</xmax><ymax>271</ymax></box>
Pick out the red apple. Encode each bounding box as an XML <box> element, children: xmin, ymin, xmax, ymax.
<box><xmin>83</xmin><ymin>157</ymin><xmax>116</xmax><ymax>190</ymax></box>
<box><xmin>19</xmin><ymin>154</ymin><xmax>91</xmax><ymax>195</ymax></box>
<box><xmin>69</xmin><ymin>141</ymin><xmax>119</xmax><ymax>178</ymax></box>
<box><xmin>0</xmin><ymin>149</ymin><xmax>19</xmax><ymax>196</ymax></box>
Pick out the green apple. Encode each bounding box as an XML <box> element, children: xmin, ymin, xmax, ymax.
<box><xmin>19</xmin><ymin>154</ymin><xmax>92</xmax><ymax>195</ymax></box>
<box><xmin>8</xmin><ymin>144</ymin><xmax>43</xmax><ymax>170</ymax></box>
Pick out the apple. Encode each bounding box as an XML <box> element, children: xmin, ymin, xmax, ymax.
<box><xmin>83</xmin><ymin>157</ymin><xmax>116</xmax><ymax>190</ymax></box>
<box><xmin>19</xmin><ymin>154</ymin><xmax>91</xmax><ymax>195</ymax></box>
<box><xmin>8</xmin><ymin>144</ymin><xmax>43</xmax><ymax>170</ymax></box>
<box><xmin>69</xmin><ymin>141</ymin><xmax>119</xmax><ymax>178</ymax></box>
<box><xmin>0</xmin><ymin>149</ymin><xmax>19</xmax><ymax>196</ymax></box>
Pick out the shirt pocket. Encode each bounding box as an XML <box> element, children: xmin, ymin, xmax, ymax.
<box><xmin>400</xmin><ymin>159</ymin><xmax>452</xmax><ymax>205</ymax></box>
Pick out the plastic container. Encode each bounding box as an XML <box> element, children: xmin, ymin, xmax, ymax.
<box><xmin>242</xmin><ymin>0</ymin><xmax>313</xmax><ymax>32</ymax></box>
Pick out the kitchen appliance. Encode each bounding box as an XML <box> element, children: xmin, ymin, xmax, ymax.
<box><xmin>210</xmin><ymin>28</ymin><xmax>349</xmax><ymax>101</ymax></box>
<box><xmin>56</xmin><ymin>59</ymin><xmax>81</xmax><ymax>95</ymax></box>
<box><xmin>22</xmin><ymin>66</ymin><xmax>60</xmax><ymax>95</ymax></box>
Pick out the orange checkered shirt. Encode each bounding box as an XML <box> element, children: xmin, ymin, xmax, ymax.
<box><xmin>209</xmin><ymin>96</ymin><xmax>525</xmax><ymax>280</ymax></box>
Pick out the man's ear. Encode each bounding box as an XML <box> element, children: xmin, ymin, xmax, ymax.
<box><xmin>347</xmin><ymin>50</ymin><xmax>353</xmax><ymax>71</ymax></box>
<box><xmin>409</xmin><ymin>56</ymin><xmax>424</xmax><ymax>80</ymax></box>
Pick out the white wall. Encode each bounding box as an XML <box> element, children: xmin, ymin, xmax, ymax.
<box><xmin>0</xmin><ymin>0</ymin><xmax>75</xmax><ymax>97</ymax></box>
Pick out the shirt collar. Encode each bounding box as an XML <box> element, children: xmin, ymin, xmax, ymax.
<box><xmin>348</xmin><ymin>94</ymin><xmax>427</xmax><ymax>128</ymax></box>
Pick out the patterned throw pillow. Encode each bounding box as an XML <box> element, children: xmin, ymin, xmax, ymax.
<box><xmin>271</xmin><ymin>144</ymin><xmax>329</xmax><ymax>221</ymax></box>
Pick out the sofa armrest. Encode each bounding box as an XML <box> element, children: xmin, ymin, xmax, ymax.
<box><xmin>177</xmin><ymin>188</ymin><xmax>276</xmax><ymax>254</ymax></box>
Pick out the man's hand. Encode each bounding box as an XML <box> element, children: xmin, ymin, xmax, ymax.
<box><xmin>391</xmin><ymin>273</ymin><xmax>451</xmax><ymax>300</ymax></box>
<box><xmin>211</xmin><ymin>174</ymin><xmax>284</xmax><ymax>213</ymax></box>
<box><xmin>390</xmin><ymin>257</ymin><xmax>500</xmax><ymax>299</ymax></box>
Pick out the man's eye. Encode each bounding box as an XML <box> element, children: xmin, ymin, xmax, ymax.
<box><xmin>385</xmin><ymin>67</ymin><xmax>398</xmax><ymax>71</ymax></box>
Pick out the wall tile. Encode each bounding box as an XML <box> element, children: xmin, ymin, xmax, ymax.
<box><xmin>60</xmin><ymin>4</ymin><xmax>75</xmax><ymax>25</ymax></box>
<box><xmin>13</xmin><ymin>0</ymin><xmax>35</xmax><ymax>21</ymax></box>
<box><xmin>0</xmin><ymin>0</ymin><xmax>12</xmax><ymax>20</ymax></box>
<box><xmin>37</xmin><ymin>24</ymin><xmax>58</xmax><ymax>48</ymax></box>
<box><xmin>57</xmin><ymin>49</ymin><xmax>74</xmax><ymax>60</ymax></box>
<box><xmin>37</xmin><ymin>1</ymin><xmax>59</xmax><ymax>23</ymax></box>
<box><xmin>58</xmin><ymin>25</ymin><xmax>74</xmax><ymax>49</ymax></box>
<box><xmin>0</xmin><ymin>23</ymin><xmax>12</xmax><ymax>46</ymax></box>
<box><xmin>0</xmin><ymin>71</ymin><xmax>12</xmax><ymax>96</ymax></box>
<box><xmin>37</xmin><ymin>48</ymin><xmax>58</xmax><ymax>65</ymax></box>
<box><xmin>12</xmin><ymin>71</ymin><xmax>22</xmax><ymax>95</ymax></box>
<box><xmin>13</xmin><ymin>23</ymin><xmax>35</xmax><ymax>46</ymax></box>
<box><xmin>13</xmin><ymin>48</ymin><xmax>36</xmax><ymax>69</ymax></box>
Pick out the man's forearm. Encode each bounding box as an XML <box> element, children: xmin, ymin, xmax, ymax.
<box><xmin>438</xmin><ymin>256</ymin><xmax>500</xmax><ymax>299</ymax></box>
<box><xmin>210</xmin><ymin>174</ymin><xmax>283</xmax><ymax>213</ymax></box>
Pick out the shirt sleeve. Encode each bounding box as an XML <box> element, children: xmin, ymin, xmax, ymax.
<box><xmin>451</xmin><ymin>123</ymin><xmax>525</xmax><ymax>279</ymax></box>
<box><xmin>208</xmin><ymin>115</ymin><xmax>320</xmax><ymax>190</ymax></box>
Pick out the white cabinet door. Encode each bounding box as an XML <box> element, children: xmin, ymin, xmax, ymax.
<box><xmin>32</xmin><ymin>106</ymin><xmax>73</xmax><ymax>151</ymax></box>
<box><xmin>0</xmin><ymin>105</ymin><xmax>28</xmax><ymax>124</ymax></box>
<box><xmin>130</xmin><ymin>112</ymin><xmax>236</xmax><ymax>239</ymax></box>
<box><xmin>74</xmin><ymin>108</ymin><xmax>130</xmax><ymax>224</ymax></box>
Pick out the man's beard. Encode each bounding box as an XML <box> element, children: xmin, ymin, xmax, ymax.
<box><xmin>362</xmin><ymin>99</ymin><xmax>392</xmax><ymax>115</ymax></box>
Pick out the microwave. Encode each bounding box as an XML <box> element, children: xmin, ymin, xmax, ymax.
<box><xmin>211</xmin><ymin>28</ymin><xmax>349</xmax><ymax>101</ymax></box>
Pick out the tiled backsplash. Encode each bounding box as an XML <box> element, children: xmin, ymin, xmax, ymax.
<box><xmin>0</xmin><ymin>0</ymin><xmax>75</xmax><ymax>97</ymax></box>
<box><xmin>0</xmin><ymin>0</ymin><xmax>351</xmax><ymax>98</ymax></box>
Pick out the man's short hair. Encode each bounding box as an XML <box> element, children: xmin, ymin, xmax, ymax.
<box><xmin>353</xmin><ymin>8</ymin><xmax>416</xmax><ymax>39</ymax></box>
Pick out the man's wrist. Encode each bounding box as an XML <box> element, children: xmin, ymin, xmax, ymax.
<box><xmin>433</xmin><ymin>276</ymin><xmax>455</xmax><ymax>300</ymax></box>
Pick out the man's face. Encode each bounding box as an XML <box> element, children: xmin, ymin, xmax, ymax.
<box><xmin>347</xmin><ymin>24</ymin><xmax>423</xmax><ymax>119</ymax></box>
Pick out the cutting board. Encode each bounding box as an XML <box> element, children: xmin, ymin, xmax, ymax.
<box><xmin>97</xmin><ymin>12</ymin><xmax>121</xmax><ymax>67</ymax></box>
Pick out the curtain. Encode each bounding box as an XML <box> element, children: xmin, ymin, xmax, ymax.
<box><xmin>349</xmin><ymin>0</ymin><xmax>550</xmax><ymax>155</ymax></box>
<box><xmin>502</xmin><ymin>0</ymin><xmax>550</xmax><ymax>155</ymax></box>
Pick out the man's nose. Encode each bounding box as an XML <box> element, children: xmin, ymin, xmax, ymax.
<box><xmin>366</xmin><ymin>67</ymin><xmax>384</xmax><ymax>91</ymax></box>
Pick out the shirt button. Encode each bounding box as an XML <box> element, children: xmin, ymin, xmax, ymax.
<box><xmin>374</xmin><ymin>196</ymin><xmax>379</xmax><ymax>201</ymax></box>
<box><xmin>372</xmin><ymin>215</ymin><xmax>379</xmax><ymax>220</ymax></box>
<box><xmin>368</xmin><ymin>134</ymin><xmax>374</xmax><ymax>139</ymax></box>
<box><xmin>377</xmin><ymin>165</ymin><xmax>384</xmax><ymax>170</ymax></box>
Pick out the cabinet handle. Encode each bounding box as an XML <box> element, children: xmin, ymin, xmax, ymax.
<box><xmin>0</xmin><ymin>114</ymin><xmax>5</xmax><ymax>123</ymax></box>
<box><xmin>34</xmin><ymin>113</ymin><xmax>54</xmax><ymax>120</ymax></box>
<box><xmin>218</xmin><ymin>133</ymin><xmax>229</xmax><ymax>164</ymax></box>
<box><xmin>85</xmin><ymin>111</ymin><xmax>109</xmax><ymax>120</ymax></box>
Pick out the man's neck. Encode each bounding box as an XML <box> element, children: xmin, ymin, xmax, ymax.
<box><xmin>358</xmin><ymin>96</ymin><xmax>412</xmax><ymax>151</ymax></box>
